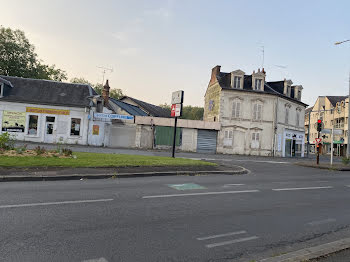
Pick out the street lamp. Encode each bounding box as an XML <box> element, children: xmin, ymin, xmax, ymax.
<box><xmin>334</xmin><ymin>40</ymin><xmax>350</xmax><ymax>158</ymax></box>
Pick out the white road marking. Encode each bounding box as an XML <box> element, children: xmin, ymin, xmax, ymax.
<box><xmin>307</xmin><ymin>218</ymin><xmax>336</xmax><ymax>226</ymax></box>
<box><xmin>142</xmin><ymin>190</ymin><xmax>259</xmax><ymax>199</ymax></box>
<box><xmin>272</xmin><ymin>186</ymin><xmax>333</xmax><ymax>191</ymax></box>
<box><xmin>197</xmin><ymin>230</ymin><xmax>246</xmax><ymax>241</ymax></box>
<box><xmin>82</xmin><ymin>258</ymin><xmax>109</xmax><ymax>262</ymax></box>
<box><xmin>206</xmin><ymin>236</ymin><xmax>259</xmax><ymax>248</ymax></box>
<box><xmin>223</xmin><ymin>184</ymin><xmax>245</xmax><ymax>187</ymax></box>
<box><xmin>234</xmin><ymin>160</ymin><xmax>289</xmax><ymax>164</ymax></box>
<box><xmin>0</xmin><ymin>199</ymin><xmax>114</xmax><ymax>209</ymax></box>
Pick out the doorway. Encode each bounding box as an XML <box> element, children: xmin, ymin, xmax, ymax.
<box><xmin>44</xmin><ymin>116</ymin><xmax>56</xmax><ymax>143</ymax></box>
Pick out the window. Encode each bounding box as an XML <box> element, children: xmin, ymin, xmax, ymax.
<box><xmin>297</xmin><ymin>90</ymin><xmax>301</xmax><ymax>100</ymax></box>
<box><xmin>253</xmin><ymin>103</ymin><xmax>262</xmax><ymax>120</ymax></box>
<box><xmin>233</xmin><ymin>76</ymin><xmax>241</xmax><ymax>89</ymax></box>
<box><xmin>0</xmin><ymin>83</ymin><xmax>3</xmax><ymax>97</ymax></box>
<box><xmin>70</xmin><ymin>118</ymin><xmax>81</xmax><ymax>136</ymax></box>
<box><xmin>285</xmin><ymin>108</ymin><xmax>289</xmax><ymax>124</ymax></box>
<box><xmin>224</xmin><ymin>130</ymin><xmax>233</xmax><ymax>147</ymax></box>
<box><xmin>254</xmin><ymin>79</ymin><xmax>262</xmax><ymax>90</ymax></box>
<box><xmin>251</xmin><ymin>132</ymin><xmax>260</xmax><ymax>149</ymax></box>
<box><xmin>296</xmin><ymin>112</ymin><xmax>300</xmax><ymax>127</ymax></box>
<box><xmin>286</xmin><ymin>86</ymin><xmax>290</xmax><ymax>96</ymax></box>
<box><xmin>28</xmin><ymin>115</ymin><xmax>38</xmax><ymax>135</ymax></box>
<box><xmin>232</xmin><ymin>101</ymin><xmax>241</xmax><ymax>118</ymax></box>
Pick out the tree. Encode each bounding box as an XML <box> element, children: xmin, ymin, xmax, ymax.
<box><xmin>0</xmin><ymin>26</ymin><xmax>67</xmax><ymax>81</ymax></box>
<box><xmin>159</xmin><ymin>104</ymin><xmax>204</xmax><ymax>120</ymax></box>
<box><xmin>70</xmin><ymin>78</ymin><xmax>124</xmax><ymax>100</ymax></box>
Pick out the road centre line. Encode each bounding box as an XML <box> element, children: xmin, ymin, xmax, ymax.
<box><xmin>142</xmin><ymin>190</ymin><xmax>260</xmax><ymax>199</ymax></box>
<box><xmin>197</xmin><ymin>230</ymin><xmax>246</xmax><ymax>241</ymax></box>
<box><xmin>83</xmin><ymin>258</ymin><xmax>109</xmax><ymax>262</ymax></box>
<box><xmin>0</xmin><ymin>198</ymin><xmax>114</xmax><ymax>209</ymax></box>
<box><xmin>206</xmin><ymin>236</ymin><xmax>259</xmax><ymax>248</ymax></box>
<box><xmin>272</xmin><ymin>186</ymin><xmax>333</xmax><ymax>191</ymax></box>
<box><xmin>223</xmin><ymin>184</ymin><xmax>245</xmax><ymax>187</ymax></box>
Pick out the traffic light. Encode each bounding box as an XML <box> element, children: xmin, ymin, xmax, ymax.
<box><xmin>317</xmin><ymin>119</ymin><xmax>322</xmax><ymax>132</ymax></box>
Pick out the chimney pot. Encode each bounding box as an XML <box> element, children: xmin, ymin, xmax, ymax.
<box><xmin>102</xmin><ymin>79</ymin><xmax>110</xmax><ymax>106</ymax></box>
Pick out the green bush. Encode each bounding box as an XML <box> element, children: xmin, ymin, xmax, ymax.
<box><xmin>342</xmin><ymin>157</ymin><xmax>350</xmax><ymax>165</ymax></box>
<box><xmin>34</xmin><ymin>146</ymin><xmax>46</xmax><ymax>155</ymax></box>
<box><xmin>0</xmin><ymin>132</ymin><xmax>15</xmax><ymax>150</ymax></box>
<box><xmin>62</xmin><ymin>148</ymin><xmax>73</xmax><ymax>156</ymax></box>
<box><xmin>15</xmin><ymin>144</ymin><xmax>27</xmax><ymax>154</ymax></box>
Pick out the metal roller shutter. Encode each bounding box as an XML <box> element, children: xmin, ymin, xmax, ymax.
<box><xmin>197</xmin><ymin>130</ymin><xmax>217</xmax><ymax>153</ymax></box>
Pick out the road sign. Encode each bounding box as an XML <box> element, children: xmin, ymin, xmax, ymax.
<box><xmin>320</xmin><ymin>129</ymin><xmax>331</xmax><ymax>134</ymax></box>
<box><xmin>315</xmin><ymin>138</ymin><xmax>322</xmax><ymax>144</ymax></box>
<box><xmin>171</xmin><ymin>90</ymin><xmax>184</xmax><ymax>104</ymax></box>
<box><xmin>171</xmin><ymin>104</ymin><xmax>182</xmax><ymax>117</ymax></box>
<box><xmin>333</xmin><ymin>129</ymin><xmax>343</xmax><ymax>135</ymax></box>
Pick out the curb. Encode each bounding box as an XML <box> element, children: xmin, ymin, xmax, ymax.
<box><xmin>259</xmin><ymin>237</ymin><xmax>350</xmax><ymax>262</ymax></box>
<box><xmin>295</xmin><ymin>162</ymin><xmax>350</xmax><ymax>171</ymax></box>
<box><xmin>0</xmin><ymin>168</ymin><xmax>248</xmax><ymax>182</ymax></box>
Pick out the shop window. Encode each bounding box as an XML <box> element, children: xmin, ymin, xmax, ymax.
<box><xmin>28</xmin><ymin>115</ymin><xmax>38</xmax><ymax>135</ymax></box>
<box><xmin>70</xmin><ymin>118</ymin><xmax>81</xmax><ymax>136</ymax></box>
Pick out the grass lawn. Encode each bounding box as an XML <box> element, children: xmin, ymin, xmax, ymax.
<box><xmin>0</xmin><ymin>152</ymin><xmax>216</xmax><ymax>168</ymax></box>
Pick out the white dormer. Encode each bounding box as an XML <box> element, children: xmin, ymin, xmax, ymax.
<box><xmin>283</xmin><ymin>79</ymin><xmax>293</xmax><ymax>97</ymax></box>
<box><xmin>293</xmin><ymin>85</ymin><xmax>303</xmax><ymax>101</ymax></box>
<box><xmin>252</xmin><ymin>68</ymin><xmax>266</xmax><ymax>91</ymax></box>
<box><xmin>230</xmin><ymin>69</ymin><xmax>245</xmax><ymax>89</ymax></box>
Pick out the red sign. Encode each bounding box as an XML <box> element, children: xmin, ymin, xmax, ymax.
<box><xmin>315</xmin><ymin>138</ymin><xmax>322</xmax><ymax>144</ymax></box>
<box><xmin>171</xmin><ymin>104</ymin><xmax>181</xmax><ymax>117</ymax></box>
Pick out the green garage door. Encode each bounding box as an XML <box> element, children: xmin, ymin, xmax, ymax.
<box><xmin>155</xmin><ymin>126</ymin><xmax>181</xmax><ymax>146</ymax></box>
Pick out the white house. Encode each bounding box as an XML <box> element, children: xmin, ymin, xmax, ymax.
<box><xmin>204</xmin><ymin>66</ymin><xmax>307</xmax><ymax>157</ymax></box>
<box><xmin>0</xmin><ymin>76</ymin><xmax>112</xmax><ymax>146</ymax></box>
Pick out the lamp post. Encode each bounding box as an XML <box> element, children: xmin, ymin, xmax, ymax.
<box><xmin>335</xmin><ymin>40</ymin><xmax>350</xmax><ymax>158</ymax></box>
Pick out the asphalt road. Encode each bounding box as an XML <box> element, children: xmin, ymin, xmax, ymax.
<box><xmin>1</xmin><ymin>160</ymin><xmax>350</xmax><ymax>262</ymax></box>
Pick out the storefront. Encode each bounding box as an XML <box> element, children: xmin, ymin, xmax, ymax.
<box><xmin>283</xmin><ymin>129</ymin><xmax>305</xmax><ymax>157</ymax></box>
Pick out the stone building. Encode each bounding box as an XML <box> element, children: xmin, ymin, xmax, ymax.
<box><xmin>204</xmin><ymin>65</ymin><xmax>307</xmax><ymax>157</ymax></box>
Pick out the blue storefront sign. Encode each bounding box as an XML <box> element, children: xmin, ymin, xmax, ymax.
<box><xmin>94</xmin><ymin>113</ymin><xmax>134</xmax><ymax>120</ymax></box>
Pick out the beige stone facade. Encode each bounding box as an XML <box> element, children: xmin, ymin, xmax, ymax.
<box><xmin>204</xmin><ymin>65</ymin><xmax>307</xmax><ymax>157</ymax></box>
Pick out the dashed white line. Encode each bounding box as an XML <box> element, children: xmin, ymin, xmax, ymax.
<box><xmin>0</xmin><ymin>199</ymin><xmax>114</xmax><ymax>209</ymax></box>
<box><xmin>142</xmin><ymin>190</ymin><xmax>260</xmax><ymax>199</ymax></box>
<box><xmin>197</xmin><ymin>230</ymin><xmax>246</xmax><ymax>241</ymax></box>
<box><xmin>307</xmin><ymin>218</ymin><xmax>336</xmax><ymax>226</ymax></box>
<box><xmin>82</xmin><ymin>258</ymin><xmax>108</xmax><ymax>262</ymax></box>
<box><xmin>206</xmin><ymin>236</ymin><xmax>259</xmax><ymax>248</ymax></box>
<box><xmin>223</xmin><ymin>184</ymin><xmax>245</xmax><ymax>187</ymax></box>
<box><xmin>272</xmin><ymin>186</ymin><xmax>333</xmax><ymax>191</ymax></box>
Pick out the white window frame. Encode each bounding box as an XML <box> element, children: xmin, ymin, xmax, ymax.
<box><xmin>233</xmin><ymin>76</ymin><xmax>241</xmax><ymax>89</ymax></box>
<box><xmin>251</xmin><ymin>132</ymin><xmax>260</xmax><ymax>149</ymax></box>
<box><xmin>224</xmin><ymin>130</ymin><xmax>233</xmax><ymax>147</ymax></box>
<box><xmin>254</xmin><ymin>79</ymin><xmax>262</xmax><ymax>90</ymax></box>
<box><xmin>253</xmin><ymin>103</ymin><xmax>262</xmax><ymax>120</ymax></box>
<box><xmin>26</xmin><ymin>114</ymin><xmax>40</xmax><ymax>137</ymax></box>
<box><xmin>232</xmin><ymin>100</ymin><xmax>241</xmax><ymax>118</ymax></box>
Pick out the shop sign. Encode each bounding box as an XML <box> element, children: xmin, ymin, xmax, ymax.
<box><xmin>26</xmin><ymin>107</ymin><xmax>70</xmax><ymax>115</ymax></box>
<box><xmin>1</xmin><ymin>111</ymin><xmax>26</xmax><ymax>132</ymax></box>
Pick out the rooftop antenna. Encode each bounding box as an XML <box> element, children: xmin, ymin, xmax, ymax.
<box><xmin>97</xmin><ymin>66</ymin><xmax>113</xmax><ymax>85</ymax></box>
<box><xmin>261</xmin><ymin>45</ymin><xmax>265</xmax><ymax>68</ymax></box>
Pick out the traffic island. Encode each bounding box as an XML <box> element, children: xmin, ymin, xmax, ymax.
<box><xmin>0</xmin><ymin>152</ymin><xmax>248</xmax><ymax>181</ymax></box>
<box><xmin>295</xmin><ymin>162</ymin><xmax>350</xmax><ymax>171</ymax></box>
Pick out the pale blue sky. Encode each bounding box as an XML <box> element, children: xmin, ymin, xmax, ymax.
<box><xmin>1</xmin><ymin>0</ymin><xmax>350</xmax><ymax>107</ymax></box>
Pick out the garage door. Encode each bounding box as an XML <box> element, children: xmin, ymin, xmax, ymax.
<box><xmin>197</xmin><ymin>130</ymin><xmax>217</xmax><ymax>153</ymax></box>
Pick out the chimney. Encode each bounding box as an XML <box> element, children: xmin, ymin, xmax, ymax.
<box><xmin>102</xmin><ymin>79</ymin><xmax>110</xmax><ymax>105</ymax></box>
<box><xmin>262</xmin><ymin>68</ymin><xmax>266</xmax><ymax>74</ymax></box>
<box><xmin>210</xmin><ymin>65</ymin><xmax>221</xmax><ymax>85</ymax></box>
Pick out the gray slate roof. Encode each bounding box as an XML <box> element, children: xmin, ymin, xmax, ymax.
<box><xmin>217</xmin><ymin>72</ymin><xmax>307</xmax><ymax>106</ymax></box>
<box><xmin>109</xmin><ymin>98</ymin><xmax>148</xmax><ymax>116</ymax></box>
<box><xmin>0</xmin><ymin>76</ymin><xmax>94</xmax><ymax>107</ymax></box>
<box><xmin>326</xmin><ymin>96</ymin><xmax>347</xmax><ymax>107</ymax></box>
<box><xmin>121</xmin><ymin>96</ymin><xmax>170</xmax><ymax>117</ymax></box>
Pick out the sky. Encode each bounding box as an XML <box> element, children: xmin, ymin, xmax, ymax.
<box><xmin>1</xmin><ymin>0</ymin><xmax>350</xmax><ymax>107</ymax></box>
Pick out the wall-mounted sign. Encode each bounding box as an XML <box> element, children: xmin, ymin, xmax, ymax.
<box><xmin>92</xmin><ymin>125</ymin><xmax>99</xmax><ymax>135</ymax></box>
<box><xmin>26</xmin><ymin>107</ymin><xmax>70</xmax><ymax>115</ymax></box>
<box><xmin>1</xmin><ymin>111</ymin><xmax>26</xmax><ymax>132</ymax></box>
<box><xmin>171</xmin><ymin>90</ymin><xmax>184</xmax><ymax>104</ymax></box>
<box><xmin>94</xmin><ymin>113</ymin><xmax>134</xmax><ymax>120</ymax></box>
<box><xmin>171</xmin><ymin>104</ymin><xmax>182</xmax><ymax>117</ymax></box>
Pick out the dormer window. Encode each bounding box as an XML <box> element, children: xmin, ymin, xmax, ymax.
<box><xmin>233</xmin><ymin>76</ymin><xmax>241</xmax><ymax>89</ymax></box>
<box><xmin>286</xmin><ymin>86</ymin><xmax>291</xmax><ymax>96</ymax></box>
<box><xmin>254</xmin><ymin>79</ymin><xmax>262</xmax><ymax>90</ymax></box>
<box><xmin>0</xmin><ymin>83</ymin><xmax>3</xmax><ymax>98</ymax></box>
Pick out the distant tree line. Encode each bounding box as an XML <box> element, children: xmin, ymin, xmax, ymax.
<box><xmin>159</xmin><ymin>104</ymin><xmax>204</xmax><ymax>120</ymax></box>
